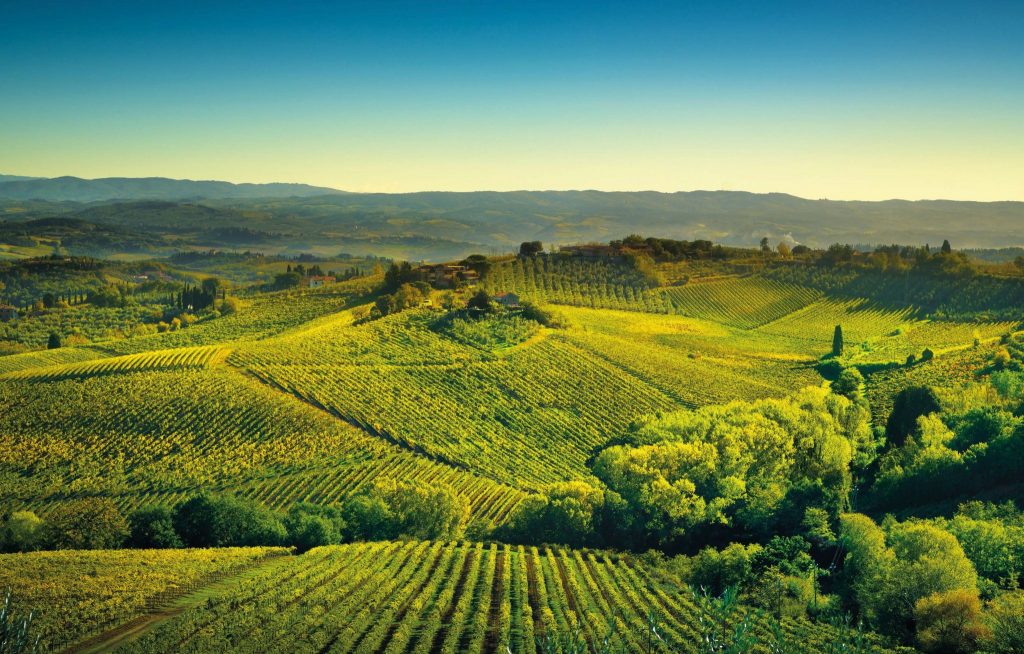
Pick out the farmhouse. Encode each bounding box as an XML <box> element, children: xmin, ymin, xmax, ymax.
<box><xmin>0</xmin><ymin>305</ymin><xmax>17</xmax><ymax>322</ymax></box>
<box><xmin>306</xmin><ymin>275</ymin><xmax>336</xmax><ymax>289</ymax></box>
<box><xmin>493</xmin><ymin>292</ymin><xmax>520</xmax><ymax>308</ymax></box>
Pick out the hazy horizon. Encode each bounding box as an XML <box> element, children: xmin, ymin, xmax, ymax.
<box><xmin>2</xmin><ymin>1</ymin><xmax>1022</xmax><ymax>201</ymax></box>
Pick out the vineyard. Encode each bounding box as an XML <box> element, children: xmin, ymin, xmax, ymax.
<box><xmin>0</xmin><ymin>366</ymin><xmax>524</xmax><ymax>524</ymax></box>
<box><xmin>0</xmin><ymin>344</ymin><xmax>229</xmax><ymax>381</ymax></box>
<box><xmin>0</xmin><ymin>547</ymin><xmax>284</xmax><ymax>651</ymax></box>
<box><xmin>660</xmin><ymin>277</ymin><xmax>821</xmax><ymax>328</ymax></box>
<box><xmin>114</xmin><ymin>541</ymin><xmax>885</xmax><ymax>654</ymax></box>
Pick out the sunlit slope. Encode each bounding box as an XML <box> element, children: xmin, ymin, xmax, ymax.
<box><xmin>0</xmin><ymin>365</ymin><xmax>524</xmax><ymax>523</ymax></box>
<box><xmin>0</xmin><ymin>344</ymin><xmax>229</xmax><ymax>381</ymax></box>
<box><xmin>660</xmin><ymin>277</ymin><xmax>822</xmax><ymax>328</ymax></box>
<box><xmin>115</xmin><ymin>541</ymin><xmax>890</xmax><ymax>654</ymax></box>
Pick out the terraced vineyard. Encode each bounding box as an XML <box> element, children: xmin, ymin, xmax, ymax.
<box><xmin>116</xmin><ymin>541</ymin><xmax>884</xmax><ymax>654</ymax></box>
<box><xmin>660</xmin><ymin>276</ymin><xmax>822</xmax><ymax>328</ymax></box>
<box><xmin>0</xmin><ymin>547</ymin><xmax>285</xmax><ymax>652</ymax></box>
<box><xmin>0</xmin><ymin>344</ymin><xmax>109</xmax><ymax>374</ymax></box>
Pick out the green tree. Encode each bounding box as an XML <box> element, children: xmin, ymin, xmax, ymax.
<box><xmin>43</xmin><ymin>498</ymin><xmax>128</xmax><ymax>550</ymax></box>
<box><xmin>173</xmin><ymin>494</ymin><xmax>286</xmax><ymax>547</ymax></box>
<box><xmin>345</xmin><ymin>479</ymin><xmax>469</xmax><ymax>541</ymax></box>
<box><xmin>832</xmin><ymin>368</ymin><xmax>864</xmax><ymax>401</ymax></box>
<box><xmin>1</xmin><ymin>511</ymin><xmax>42</xmax><ymax>552</ymax></box>
<box><xmin>284</xmin><ymin>503</ymin><xmax>346</xmax><ymax>553</ymax></box>
<box><xmin>832</xmin><ymin>324</ymin><xmax>844</xmax><ymax>357</ymax></box>
<box><xmin>886</xmin><ymin>386</ymin><xmax>942</xmax><ymax>446</ymax></box>
<box><xmin>983</xmin><ymin>591</ymin><xmax>1024</xmax><ymax>654</ymax></box>
<box><xmin>467</xmin><ymin>289</ymin><xmax>494</xmax><ymax>314</ymax></box>
<box><xmin>504</xmin><ymin>481</ymin><xmax>605</xmax><ymax>547</ymax></box>
<box><xmin>519</xmin><ymin>241</ymin><xmax>543</xmax><ymax>257</ymax></box>
<box><xmin>46</xmin><ymin>332</ymin><xmax>61</xmax><ymax>350</ymax></box>
<box><xmin>941</xmin><ymin>239</ymin><xmax>952</xmax><ymax>254</ymax></box>
<box><xmin>128</xmin><ymin>506</ymin><xmax>183</xmax><ymax>549</ymax></box>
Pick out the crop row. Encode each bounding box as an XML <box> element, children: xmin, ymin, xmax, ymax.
<box><xmin>114</xmin><ymin>541</ymin><xmax>878</xmax><ymax>654</ymax></box>
<box><xmin>660</xmin><ymin>277</ymin><xmax>822</xmax><ymax>329</ymax></box>
<box><xmin>0</xmin><ymin>344</ymin><xmax>229</xmax><ymax>381</ymax></box>
<box><xmin>244</xmin><ymin>335</ymin><xmax>679</xmax><ymax>487</ymax></box>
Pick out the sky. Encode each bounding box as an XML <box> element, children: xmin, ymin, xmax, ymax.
<box><xmin>1</xmin><ymin>0</ymin><xmax>1022</xmax><ymax>200</ymax></box>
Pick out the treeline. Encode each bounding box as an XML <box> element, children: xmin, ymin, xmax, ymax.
<box><xmin>0</xmin><ymin>478</ymin><xmax>470</xmax><ymax>556</ymax></box>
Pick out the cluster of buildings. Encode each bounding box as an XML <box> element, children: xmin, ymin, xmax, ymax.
<box><xmin>415</xmin><ymin>264</ymin><xmax>480</xmax><ymax>289</ymax></box>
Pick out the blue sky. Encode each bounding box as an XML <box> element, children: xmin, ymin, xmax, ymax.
<box><xmin>1</xmin><ymin>1</ymin><xmax>1022</xmax><ymax>199</ymax></box>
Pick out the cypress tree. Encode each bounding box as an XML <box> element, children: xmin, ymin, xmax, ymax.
<box><xmin>832</xmin><ymin>324</ymin><xmax>844</xmax><ymax>357</ymax></box>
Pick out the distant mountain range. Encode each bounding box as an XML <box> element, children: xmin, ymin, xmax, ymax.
<box><xmin>2</xmin><ymin>176</ymin><xmax>1023</xmax><ymax>253</ymax></box>
<box><xmin>0</xmin><ymin>175</ymin><xmax>345</xmax><ymax>202</ymax></box>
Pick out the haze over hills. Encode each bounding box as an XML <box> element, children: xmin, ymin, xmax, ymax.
<box><xmin>3</xmin><ymin>176</ymin><xmax>1024</xmax><ymax>254</ymax></box>
<box><xmin>0</xmin><ymin>175</ymin><xmax>346</xmax><ymax>202</ymax></box>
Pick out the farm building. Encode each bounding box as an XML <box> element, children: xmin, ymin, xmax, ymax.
<box><xmin>417</xmin><ymin>264</ymin><xmax>479</xmax><ymax>288</ymax></box>
<box><xmin>493</xmin><ymin>292</ymin><xmax>520</xmax><ymax>308</ymax></box>
<box><xmin>306</xmin><ymin>276</ymin><xmax>336</xmax><ymax>289</ymax></box>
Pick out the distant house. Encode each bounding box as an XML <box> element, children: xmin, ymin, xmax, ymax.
<box><xmin>0</xmin><ymin>305</ymin><xmax>18</xmax><ymax>322</ymax></box>
<box><xmin>493</xmin><ymin>292</ymin><xmax>520</xmax><ymax>309</ymax></box>
<box><xmin>306</xmin><ymin>275</ymin><xmax>336</xmax><ymax>289</ymax></box>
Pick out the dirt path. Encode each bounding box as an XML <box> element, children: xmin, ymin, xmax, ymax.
<box><xmin>61</xmin><ymin>554</ymin><xmax>289</xmax><ymax>654</ymax></box>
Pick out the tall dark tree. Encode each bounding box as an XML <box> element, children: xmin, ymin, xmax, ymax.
<box><xmin>47</xmin><ymin>332</ymin><xmax>61</xmax><ymax>349</ymax></box>
<box><xmin>519</xmin><ymin>241</ymin><xmax>544</xmax><ymax>257</ymax></box>
<box><xmin>886</xmin><ymin>386</ymin><xmax>942</xmax><ymax>445</ymax></box>
<box><xmin>941</xmin><ymin>239</ymin><xmax>952</xmax><ymax>254</ymax></box>
<box><xmin>832</xmin><ymin>325</ymin><xmax>844</xmax><ymax>357</ymax></box>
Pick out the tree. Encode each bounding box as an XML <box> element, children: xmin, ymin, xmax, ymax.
<box><xmin>921</xmin><ymin>348</ymin><xmax>934</xmax><ymax>362</ymax></box>
<box><xmin>832</xmin><ymin>325</ymin><xmax>844</xmax><ymax>357</ymax></box>
<box><xmin>43</xmin><ymin>498</ymin><xmax>128</xmax><ymax>550</ymax></box>
<box><xmin>914</xmin><ymin>589</ymin><xmax>988</xmax><ymax>654</ymax></box>
<box><xmin>504</xmin><ymin>482</ymin><xmax>605</xmax><ymax>547</ymax></box>
<box><xmin>941</xmin><ymin>240</ymin><xmax>952</xmax><ymax>254</ymax></box>
<box><xmin>1</xmin><ymin>511</ymin><xmax>42</xmax><ymax>552</ymax></box>
<box><xmin>272</xmin><ymin>271</ymin><xmax>302</xmax><ymax>290</ymax></box>
<box><xmin>777</xmin><ymin>242</ymin><xmax>791</xmax><ymax>258</ymax></box>
<box><xmin>173</xmin><ymin>494</ymin><xmax>286</xmax><ymax>547</ymax></box>
<box><xmin>467</xmin><ymin>289</ymin><xmax>494</xmax><ymax>314</ymax></box>
<box><xmin>832</xmin><ymin>368</ymin><xmax>864</xmax><ymax>401</ymax></box>
<box><xmin>984</xmin><ymin>591</ymin><xmax>1024</xmax><ymax>654</ymax></box>
<box><xmin>519</xmin><ymin>241</ymin><xmax>543</xmax><ymax>257</ymax></box>
<box><xmin>760</xmin><ymin>237</ymin><xmax>771</xmax><ymax>253</ymax></box>
<box><xmin>344</xmin><ymin>480</ymin><xmax>469</xmax><ymax>541</ymax></box>
<box><xmin>46</xmin><ymin>332</ymin><xmax>61</xmax><ymax>350</ymax></box>
<box><xmin>128</xmin><ymin>506</ymin><xmax>183</xmax><ymax>549</ymax></box>
<box><xmin>886</xmin><ymin>386</ymin><xmax>942</xmax><ymax>445</ymax></box>
<box><xmin>284</xmin><ymin>503</ymin><xmax>346</xmax><ymax>553</ymax></box>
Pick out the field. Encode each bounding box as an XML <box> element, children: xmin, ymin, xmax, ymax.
<box><xmin>2</xmin><ymin>257</ymin><xmax>1021</xmax><ymax>654</ymax></box>
<box><xmin>0</xmin><ymin>547</ymin><xmax>285</xmax><ymax>651</ymax></box>
<box><xmin>106</xmin><ymin>541</ymin><xmax>882</xmax><ymax>654</ymax></box>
